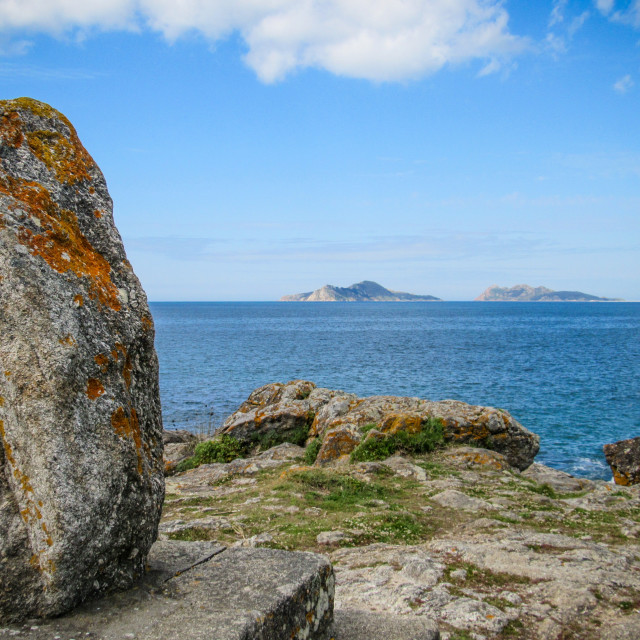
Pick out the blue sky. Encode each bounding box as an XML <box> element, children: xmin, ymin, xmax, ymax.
<box><xmin>1</xmin><ymin>0</ymin><xmax>638</xmax><ymax>300</ymax></box>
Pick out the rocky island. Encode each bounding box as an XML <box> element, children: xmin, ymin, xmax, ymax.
<box><xmin>281</xmin><ymin>280</ymin><xmax>441</xmax><ymax>302</ymax></box>
<box><xmin>475</xmin><ymin>284</ymin><xmax>622</xmax><ymax>302</ymax></box>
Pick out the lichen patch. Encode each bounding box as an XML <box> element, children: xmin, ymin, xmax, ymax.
<box><xmin>1</xmin><ymin>97</ymin><xmax>96</xmax><ymax>185</ymax></box>
<box><xmin>0</xmin><ymin>175</ymin><xmax>121</xmax><ymax>311</ymax></box>
<box><xmin>86</xmin><ymin>378</ymin><xmax>105</xmax><ymax>400</ymax></box>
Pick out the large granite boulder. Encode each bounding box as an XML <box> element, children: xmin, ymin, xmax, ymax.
<box><xmin>220</xmin><ymin>380</ymin><xmax>539</xmax><ymax>470</ymax></box>
<box><xmin>604</xmin><ymin>437</ymin><xmax>640</xmax><ymax>486</ymax></box>
<box><xmin>0</xmin><ymin>98</ymin><xmax>164</xmax><ymax>620</ymax></box>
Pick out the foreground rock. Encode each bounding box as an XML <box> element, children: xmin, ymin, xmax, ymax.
<box><xmin>0</xmin><ymin>98</ymin><xmax>164</xmax><ymax>620</ymax></box>
<box><xmin>162</xmin><ymin>440</ymin><xmax>640</xmax><ymax>639</ymax></box>
<box><xmin>604</xmin><ymin>437</ymin><xmax>640</xmax><ymax>486</ymax></box>
<box><xmin>220</xmin><ymin>380</ymin><xmax>539</xmax><ymax>470</ymax></box>
<box><xmin>2</xmin><ymin>541</ymin><xmax>335</xmax><ymax>640</ymax></box>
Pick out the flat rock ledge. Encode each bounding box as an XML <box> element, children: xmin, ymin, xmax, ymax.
<box><xmin>0</xmin><ymin>542</ymin><xmax>334</xmax><ymax>640</ymax></box>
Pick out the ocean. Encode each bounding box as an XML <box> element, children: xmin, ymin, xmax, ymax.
<box><xmin>150</xmin><ymin>301</ymin><xmax>640</xmax><ymax>480</ymax></box>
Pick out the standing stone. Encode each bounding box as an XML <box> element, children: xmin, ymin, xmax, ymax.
<box><xmin>0</xmin><ymin>98</ymin><xmax>164</xmax><ymax>620</ymax></box>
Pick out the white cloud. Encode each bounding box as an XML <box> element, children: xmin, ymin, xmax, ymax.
<box><xmin>595</xmin><ymin>0</ymin><xmax>615</xmax><ymax>15</ymax></box>
<box><xmin>568</xmin><ymin>10</ymin><xmax>590</xmax><ymax>36</ymax></box>
<box><xmin>0</xmin><ymin>0</ymin><xmax>528</xmax><ymax>82</ymax></box>
<box><xmin>549</xmin><ymin>0</ymin><xmax>568</xmax><ymax>27</ymax></box>
<box><xmin>545</xmin><ymin>32</ymin><xmax>567</xmax><ymax>55</ymax></box>
<box><xmin>595</xmin><ymin>0</ymin><xmax>640</xmax><ymax>27</ymax></box>
<box><xmin>614</xmin><ymin>73</ymin><xmax>634</xmax><ymax>93</ymax></box>
<box><xmin>0</xmin><ymin>0</ymin><xmax>136</xmax><ymax>33</ymax></box>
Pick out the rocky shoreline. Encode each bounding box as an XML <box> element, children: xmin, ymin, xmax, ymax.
<box><xmin>158</xmin><ymin>381</ymin><xmax>640</xmax><ymax>640</ymax></box>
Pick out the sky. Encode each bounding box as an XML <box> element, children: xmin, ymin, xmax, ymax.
<box><xmin>0</xmin><ymin>0</ymin><xmax>638</xmax><ymax>301</ymax></box>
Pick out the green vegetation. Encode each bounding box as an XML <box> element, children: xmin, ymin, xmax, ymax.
<box><xmin>278</xmin><ymin>468</ymin><xmax>387</xmax><ymax>509</ymax></box>
<box><xmin>304</xmin><ymin>438</ymin><xmax>322</xmax><ymax>465</ymax></box>
<box><xmin>168</xmin><ymin>527</ymin><xmax>216</xmax><ymax>542</ymax></box>
<box><xmin>445</xmin><ymin>561</ymin><xmax>533</xmax><ymax>588</ymax></box>
<box><xmin>175</xmin><ymin>435</ymin><xmax>247</xmax><ymax>472</ymax></box>
<box><xmin>350</xmin><ymin>418</ymin><xmax>444</xmax><ymax>462</ymax></box>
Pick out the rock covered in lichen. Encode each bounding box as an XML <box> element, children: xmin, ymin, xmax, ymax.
<box><xmin>0</xmin><ymin>98</ymin><xmax>164</xmax><ymax>620</ymax></box>
<box><xmin>220</xmin><ymin>380</ymin><xmax>540</xmax><ymax>470</ymax></box>
<box><xmin>604</xmin><ymin>437</ymin><xmax>640</xmax><ymax>486</ymax></box>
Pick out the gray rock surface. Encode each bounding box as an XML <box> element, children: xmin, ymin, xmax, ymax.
<box><xmin>332</xmin><ymin>609</ymin><xmax>440</xmax><ymax>640</ymax></box>
<box><xmin>604</xmin><ymin>437</ymin><xmax>640</xmax><ymax>486</ymax></box>
<box><xmin>0</xmin><ymin>98</ymin><xmax>164</xmax><ymax>620</ymax></box>
<box><xmin>161</xmin><ymin>438</ymin><xmax>640</xmax><ymax>639</ymax></box>
<box><xmin>221</xmin><ymin>380</ymin><xmax>540</xmax><ymax>470</ymax></box>
<box><xmin>0</xmin><ymin>541</ymin><xmax>335</xmax><ymax>640</ymax></box>
<box><xmin>430</xmin><ymin>489</ymin><xmax>496</xmax><ymax>512</ymax></box>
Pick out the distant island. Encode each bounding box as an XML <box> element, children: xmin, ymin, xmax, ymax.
<box><xmin>280</xmin><ymin>280</ymin><xmax>441</xmax><ymax>302</ymax></box>
<box><xmin>475</xmin><ymin>284</ymin><xmax>623</xmax><ymax>302</ymax></box>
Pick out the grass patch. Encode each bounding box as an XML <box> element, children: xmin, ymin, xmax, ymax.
<box><xmin>175</xmin><ymin>435</ymin><xmax>247</xmax><ymax>472</ymax></box>
<box><xmin>167</xmin><ymin>527</ymin><xmax>217</xmax><ymax>542</ymax></box>
<box><xmin>277</xmin><ymin>468</ymin><xmax>387</xmax><ymax>510</ymax></box>
<box><xmin>360</xmin><ymin>422</ymin><xmax>379</xmax><ymax>434</ymax></box>
<box><xmin>526</xmin><ymin>483</ymin><xmax>558</xmax><ymax>499</ymax></box>
<box><xmin>304</xmin><ymin>438</ymin><xmax>322</xmax><ymax>465</ymax></box>
<box><xmin>350</xmin><ymin>418</ymin><xmax>444</xmax><ymax>462</ymax></box>
<box><xmin>444</xmin><ymin>561</ymin><xmax>533</xmax><ymax>588</ymax></box>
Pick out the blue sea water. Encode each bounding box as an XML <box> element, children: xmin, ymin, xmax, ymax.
<box><xmin>150</xmin><ymin>301</ymin><xmax>640</xmax><ymax>480</ymax></box>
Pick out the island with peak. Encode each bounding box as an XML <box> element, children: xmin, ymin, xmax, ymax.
<box><xmin>475</xmin><ymin>284</ymin><xmax>623</xmax><ymax>302</ymax></box>
<box><xmin>280</xmin><ymin>280</ymin><xmax>441</xmax><ymax>302</ymax></box>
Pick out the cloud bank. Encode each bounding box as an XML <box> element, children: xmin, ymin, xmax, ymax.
<box><xmin>0</xmin><ymin>0</ymin><xmax>526</xmax><ymax>81</ymax></box>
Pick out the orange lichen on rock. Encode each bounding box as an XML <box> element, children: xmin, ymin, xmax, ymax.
<box><xmin>58</xmin><ymin>334</ymin><xmax>76</xmax><ymax>347</ymax></box>
<box><xmin>141</xmin><ymin>315</ymin><xmax>153</xmax><ymax>332</ymax></box>
<box><xmin>379</xmin><ymin>414</ymin><xmax>423</xmax><ymax>435</ymax></box>
<box><xmin>86</xmin><ymin>378</ymin><xmax>105</xmax><ymax>400</ymax></box>
<box><xmin>122</xmin><ymin>355</ymin><xmax>132</xmax><ymax>390</ymax></box>
<box><xmin>442</xmin><ymin>416</ymin><xmax>491</xmax><ymax>443</ymax></box>
<box><xmin>73</xmin><ymin>294</ymin><xmax>83</xmax><ymax>307</ymax></box>
<box><xmin>0</xmin><ymin>109</ymin><xmax>24</xmax><ymax>149</ymax></box>
<box><xmin>315</xmin><ymin>427</ymin><xmax>360</xmax><ymax>465</ymax></box>
<box><xmin>111</xmin><ymin>406</ymin><xmax>149</xmax><ymax>474</ymax></box>
<box><xmin>612</xmin><ymin>469</ymin><xmax>631</xmax><ymax>486</ymax></box>
<box><xmin>1</xmin><ymin>97</ymin><xmax>96</xmax><ymax>185</ymax></box>
<box><xmin>94</xmin><ymin>353</ymin><xmax>109</xmax><ymax>373</ymax></box>
<box><xmin>25</xmin><ymin>129</ymin><xmax>95</xmax><ymax>185</ymax></box>
<box><xmin>0</xmin><ymin>175</ymin><xmax>121</xmax><ymax>311</ymax></box>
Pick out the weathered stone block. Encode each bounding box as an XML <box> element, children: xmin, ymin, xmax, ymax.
<box><xmin>2</xmin><ymin>542</ymin><xmax>335</xmax><ymax>640</ymax></box>
<box><xmin>0</xmin><ymin>98</ymin><xmax>164</xmax><ymax>620</ymax></box>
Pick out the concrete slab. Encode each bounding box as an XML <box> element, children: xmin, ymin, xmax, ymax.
<box><xmin>0</xmin><ymin>542</ymin><xmax>334</xmax><ymax>640</ymax></box>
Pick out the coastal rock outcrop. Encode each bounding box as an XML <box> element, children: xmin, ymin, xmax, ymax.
<box><xmin>220</xmin><ymin>380</ymin><xmax>539</xmax><ymax>470</ymax></box>
<box><xmin>0</xmin><ymin>98</ymin><xmax>164</xmax><ymax>620</ymax></box>
<box><xmin>604</xmin><ymin>437</ymin><xmax>640</xmax><ymax>486</ymax></box>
